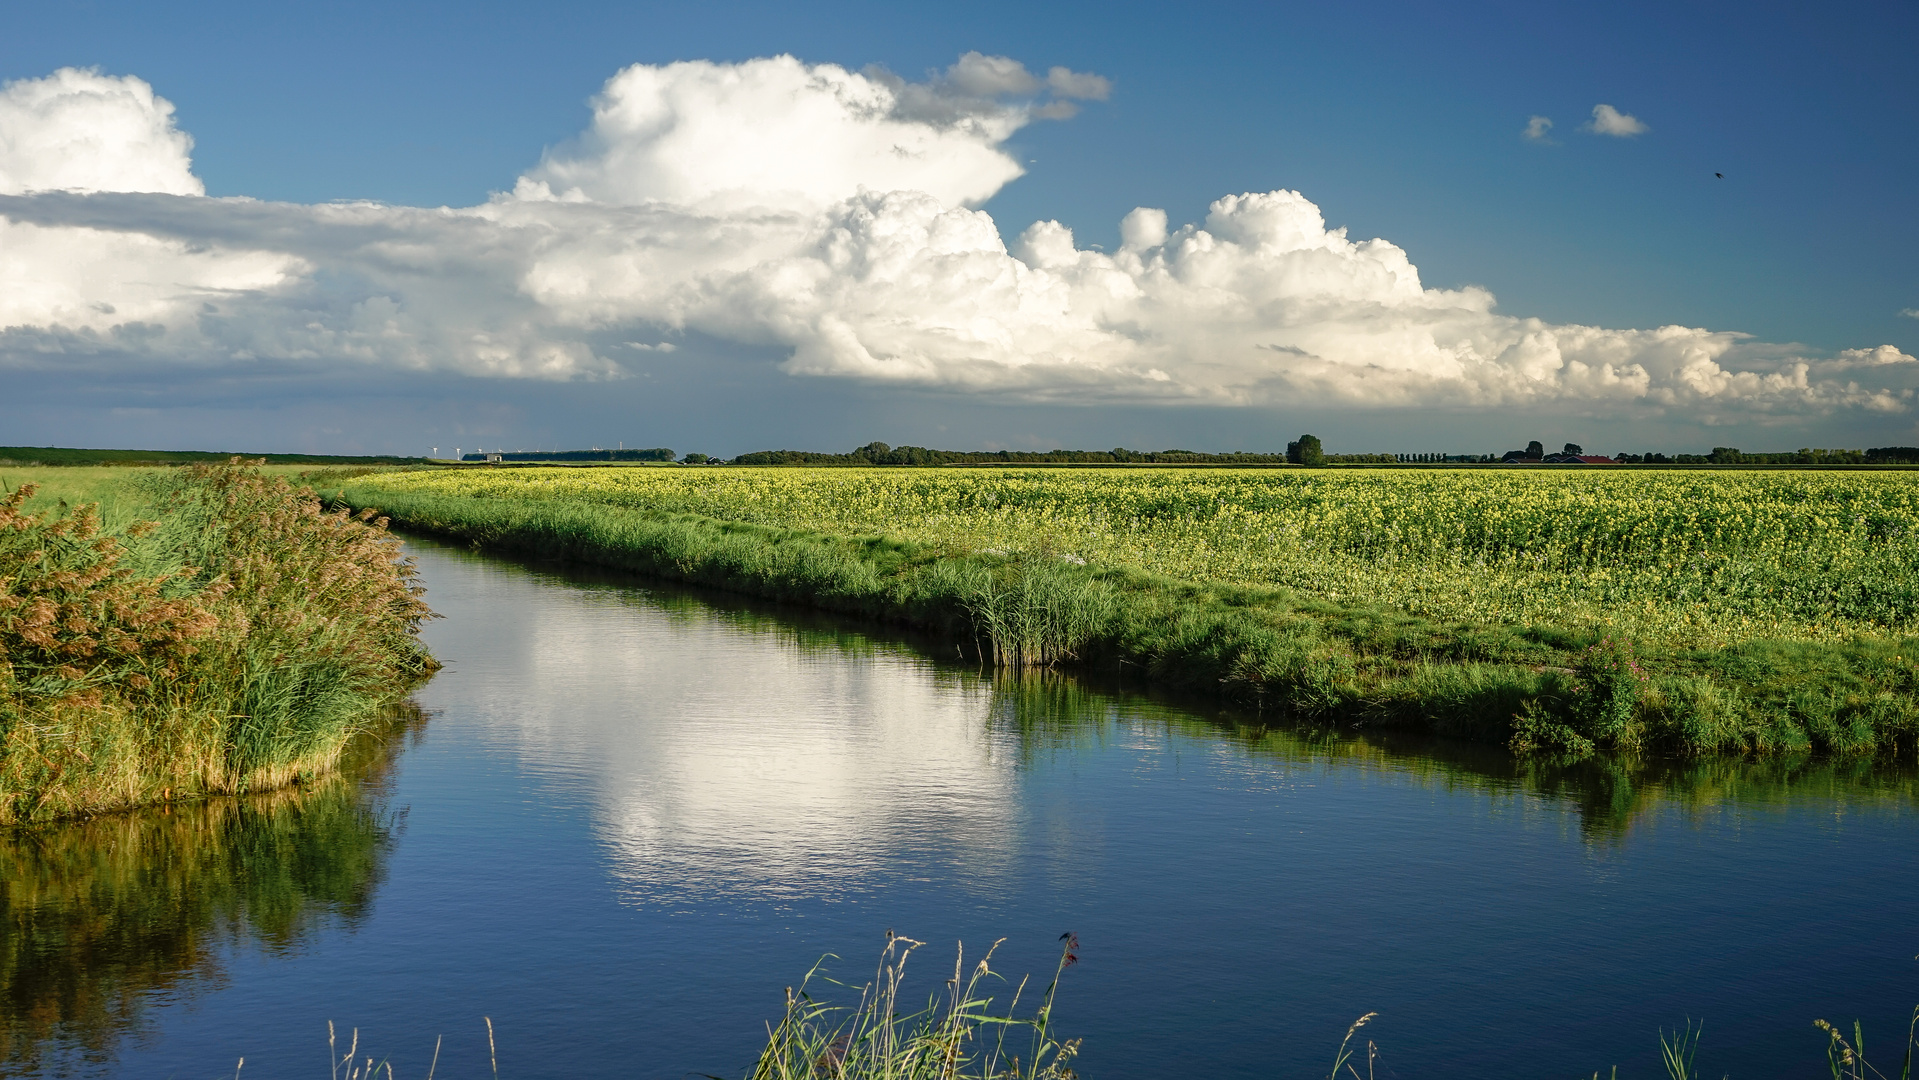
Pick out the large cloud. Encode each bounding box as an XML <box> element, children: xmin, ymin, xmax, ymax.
<box><xmin>0</xmin><ymin>68</ymin><xmax>200</xmax><ymax>196</ymax></box>
<box><xmin>0</xmin><ymin>58</ymin><xmax>1911</xmax><ymax>417</ymax></box>
<box><xmin>514</xmin><ymin>52</ymin><xmax>1086</xmax><ymax>213</ymax></box>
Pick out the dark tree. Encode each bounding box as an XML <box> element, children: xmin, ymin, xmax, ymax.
<box><xmin>1563</xmin><ymin>442</ymin><xmax>1583</xmax><ymax>456</ymax></box>
<box><xmin>1288</xmin><ymin>434</ymin><xmax>1325</xmax><ymax>466</ymax></box>
<box><xmin>1526</xmin><ymin>440</ymin><xmax>1545</xmax><ymax>458</ymax></box>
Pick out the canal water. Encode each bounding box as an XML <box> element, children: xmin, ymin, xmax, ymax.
<box><xmin>5</xmin><ymin>539</ymin><xmax>1917</xmax><ymax>1079</ymax></box>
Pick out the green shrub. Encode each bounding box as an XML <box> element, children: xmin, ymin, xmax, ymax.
<box><xmin>1568</xmin><ymin>638</ymin><xmax>1649</xmax><ymax>748</ymax></box>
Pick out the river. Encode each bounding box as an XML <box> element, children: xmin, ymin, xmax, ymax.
<box><xmin>5</xmin><ymin>538</ymin><xmax>1917</xmax><ymax>1078</ymax></box>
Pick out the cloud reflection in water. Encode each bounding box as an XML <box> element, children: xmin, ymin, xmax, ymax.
<box><xmin>427</xmin><ymin>559</ymin><xmax>1021</xmax><ymax>908</ymax></box>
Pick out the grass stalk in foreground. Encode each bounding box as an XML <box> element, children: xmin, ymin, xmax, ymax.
<box><xmin>740</xmin><ymin>932</ymin><xmax>1082</xmax><ymax>1080</ymax></box>
<box><xmin>735</xmin><ymin>936</ymin><xmax>1918</xmax><ymax>1080</ymax></box>
<box><xmin>1816</xmin><ymin>1007</ymin><xmax>1919</xmax><ymax>1080</ymax></box>
<box><xmin>288</xmin><ymin>967</ymin><xmax>1918</xmax><ymax>1079</ymax></box>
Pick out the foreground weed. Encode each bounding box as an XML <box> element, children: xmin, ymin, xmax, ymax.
<box><xmin>1327</xmin><ymin>1011</ymin><xmax>1376</xmax><ymax>1080</ymax></box>
<box><xmin>296</xmin><ymin>993</ymin><xmax>1919</xmax><ymax>1078</ymax></box>
<box><xmin>1657</xmin><ymin>1019</ymin><xmax>1702</xmax><ymax>1080</ymax></box>
<box><xmin>1816</xmin><ymin>1007</ymin><xmax>1919</xmax><ymax>1080</ymax></box>
<box><xmin>742</xmin><ymin>932</ymin><xmax>1082</xmax><ymax>1080</ymax></box>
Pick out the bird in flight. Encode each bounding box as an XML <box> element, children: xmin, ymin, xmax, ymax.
<box><xmin>1715</xmin><ymin>172</ymin><xmax>1724</xmax><ymax>178</ymax></box>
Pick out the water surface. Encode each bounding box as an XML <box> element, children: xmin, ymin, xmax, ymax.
<box><xmin>6</xmin><ymin>539</ymin><xmax>1917</xmax><ymax>1078</ymax></box>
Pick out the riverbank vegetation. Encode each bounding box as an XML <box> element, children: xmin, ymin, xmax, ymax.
<box><xmin>0</xmin><ymin>463</ymin><xmax>436</xmax><ymax>823</ymax></box>
<box><xmin>317</xmin><ymin>465</ymin><xmax>1919</xmax><ymax>758</ymax></box>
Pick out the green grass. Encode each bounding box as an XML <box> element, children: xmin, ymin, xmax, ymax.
<box><xmin>315</xmin><ymin>468</ymin><xmax>1919</xmax><ymax>758</ymax></box>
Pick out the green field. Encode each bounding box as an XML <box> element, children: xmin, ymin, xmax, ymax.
<box><xmin>321</xmin><ymin>465</ymin><xmax>1919</xmax><ymax>758</ymax></box>
<box><xmin>335</xmin><ymin>466</ymin><xmax>1919</xmax><ymax>647</ymax></box>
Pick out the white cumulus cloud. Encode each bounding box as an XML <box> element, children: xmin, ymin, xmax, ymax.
<box><xmin>1523</xmin><ymin>115</ymin><xmax>1553</xmax><ymax>142</ymax></box>
<box><xmin>0</xmin><ymin>57</ymin><xmax>1910</xmax><ymax>420</ymax></box>
<box><xmin>1586</xmin><ymin>103</ymin><xmax>1649</xmax><ymax>136</ymax></box>
<box><xmin>514</xmin><ymin>52</ymin><xmax>1100</xmax><ymax>214</ymax></box>
<box><xmin>0</xmin><ymin>68</ymin><xmax>202</xmax><ymax>195</ymax></box>
<box><xmin>0</xmin><ymin>69</ymin><xmax>305</xmax><ymax>356</ymax></box>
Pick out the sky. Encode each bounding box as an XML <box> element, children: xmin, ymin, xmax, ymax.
<box><xmin>2</xmin><ymin>0</ymin><xmax>1916</xmax><ymax>458</ymax></box>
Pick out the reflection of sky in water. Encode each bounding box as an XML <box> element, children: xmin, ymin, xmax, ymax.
<box><xmin>424</xmin><ymin>558</ymin><xmax>1019</xmax><ymax>907</ymax></box>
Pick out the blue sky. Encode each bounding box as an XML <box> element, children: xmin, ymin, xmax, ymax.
<box><xmin>3</xmin><ymin>0</ymin><xmax>1916</xmax><ymax>456</ymax></box>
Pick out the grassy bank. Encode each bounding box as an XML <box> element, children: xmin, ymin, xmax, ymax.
<box><xmin>0</xmin><ymin>463</ymin><xmax>437</xmax><ymax>823</ymax></box>
<box><xmin>318</xmin><ymin>466</ymin><xmax>1919</xmax><ymax>758</ymax></box>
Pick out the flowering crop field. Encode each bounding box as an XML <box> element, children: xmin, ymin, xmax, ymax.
<box><xmin>339</xmin><ymin>466</ymin><xmax>1919</xmax><ymax>649</ymax></box>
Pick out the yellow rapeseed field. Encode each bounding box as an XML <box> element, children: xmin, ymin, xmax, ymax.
<box><xmin>344</xmin><ymin>466</ymin><xmax>1919</xmax><ymax>648</ymax></box>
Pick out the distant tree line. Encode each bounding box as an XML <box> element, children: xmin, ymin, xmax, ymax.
<box><xmin>1612</xmin><ymin>447</ymin><xmax>1919</xmax><ymax>465</ymax></box>
<box><xmin>0</xmin><ymin>446</ymin><xmax>426</xmax><ymax>466</ymax></box>
<box><xmin>452</xmin><ymin>440</ymin><xmax>1919</xmax><ymax>469</ymax></box>
<box><xmin>729</xmin><ymin>442</ymin><xmax>1295</xmax><ymax>466</ymax></box>
<box><xmin>459</xmin><ymin>448</ymin><xmax>676</xmax><ymax>462</ymax></box>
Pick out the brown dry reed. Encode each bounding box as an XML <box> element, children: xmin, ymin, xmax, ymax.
<box><xmin>0</xmin><ymin>461</ymin><xmax>436</xmax><ymax>823</ymax></box>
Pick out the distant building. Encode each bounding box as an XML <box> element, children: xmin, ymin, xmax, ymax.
<box><xmin>484</xmin><ymin>452</ymin><xmax>503</xmax><ymax>463</ymax></box>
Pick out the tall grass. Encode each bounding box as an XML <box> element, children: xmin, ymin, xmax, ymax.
<box><xmin>954</xmin><ymin>555</ymin><xmax>1113</xmax><ymax>667</ymax></box>
<box><xmin>744</xmin><ymin>933</ymin><xmax>1082</xmax><ymax>1080</ymax></box>
<box><xmin>0</xmin><ymin>462</ymin><xmax>437</xmax><ymax>822</ymax></box>
<box><xmin>1816</xmin><ymin>1009</ymin><xmax>1919</xmax><ymax>1080</ymax></box>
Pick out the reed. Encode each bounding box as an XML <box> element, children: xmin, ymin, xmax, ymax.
<box><xmin>954</xmin><ymin>554</ymin><xmax>1114</xmax><ymax>667</ymax></box>
<box><xmin>0</xmin><ymin>462</ymin><xmax>437</xmax><ymax>822</ymax></box>
<box><xmin>743</xmin><ymin>932</ymin><xmax>1082</xmax><ymax>1080</ymax></box>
